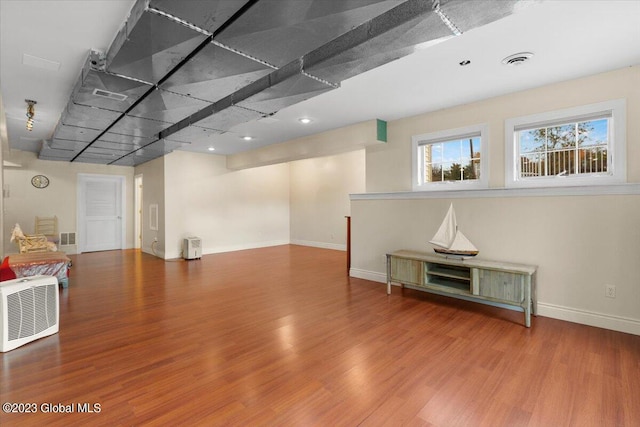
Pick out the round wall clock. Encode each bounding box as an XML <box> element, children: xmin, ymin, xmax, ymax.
<box><xmin>31</xmin><ymin>174</ymin><xmax>49</xmax><ymax>189</ymax></box>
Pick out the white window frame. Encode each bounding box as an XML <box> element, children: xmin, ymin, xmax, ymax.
<box><xmin>505</xmin><ymin>99</ymin><xmax>626</xmax><ymax>188</ymax></box>
<box><xmin>412</xmin><ymin>123</ymin><xmax>489</xmax><ymax>191</ymax></box>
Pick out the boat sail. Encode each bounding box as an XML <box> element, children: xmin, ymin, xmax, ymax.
<box><xmin>429</xmin><ymin>204</ymin><xmax>478</xmax><ymax>258</ymax></box>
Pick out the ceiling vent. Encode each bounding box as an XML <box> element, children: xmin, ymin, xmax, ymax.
<box><xmin>502</xmin><ymin>52</ymin><xmax>534</xmax><ymax>66</ymax></box>
<box><xmin>92</xmin><ymin>88</ymin><xmax>128</xmax><ymax>102</ymax></box>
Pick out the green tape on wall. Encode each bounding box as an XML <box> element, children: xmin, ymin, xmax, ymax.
<box><xmin>377</xmin><ymin>119</ymin><xmax>387</xmax><ymax>142</ymax></box>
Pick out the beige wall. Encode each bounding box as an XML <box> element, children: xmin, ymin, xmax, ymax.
<box><xmin>0</xmin><ymin>94</ymin><xmax>6</xmax><ymax>258</ymax></box>
<box><xmin>367</xmin><ymin>66</ymin><xmax>640</xmax><ymax>192</ymax></box>
<box><xmin>1</xmin><ymin>137</ymin><xmax>365</xmax><ymax>260</ymax></box>
<box><xmin>134</xmin><ymin>156</ymin><xmax>164</xmax><ymax>256</ymax></box>
<box><xmin>351</xmin><ymin>194</ymin><xmax>640</xmax><ymax>333</ymax></box>
<box><xmin>130</xmin><ymin>148</ymin><xmax>365</xmax><ymax>259</ymax></box>
<box><xmin>290</xmin><ymin>149</ymin><xmax>366</xmax><ymax>250</ymax></box>
<box><xmin>228</xmin><ymin>120</ymin><xmax>383</xmax><ymax>170</ymax></box>
<box><xmin>2</xmin><ymin>150</ymin><xmax>135</xmax><ymax>255</ymax></box>
<box><xmin>161</xmin><ymin>150</ymin><xmax>290</xmax><ymax>259</ymax></box>
<box><xmin>351</xmin><ymin>66</ymin><xmax>640</xmax><ymax>334</ymax></box>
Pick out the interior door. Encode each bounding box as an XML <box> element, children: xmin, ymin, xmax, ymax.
<box><xmin>78</xmin><ymin>174</ymin><xmax>125</xmax><ymax>253</ymax></box>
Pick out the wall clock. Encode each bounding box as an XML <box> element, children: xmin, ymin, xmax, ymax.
<box><xmin>31</xmin><ymin>174</ymin><xmax>49</xmax><ymax>189</ymax></box>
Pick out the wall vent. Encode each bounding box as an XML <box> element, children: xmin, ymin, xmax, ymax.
<box><xmin>501</xmin><ymin>52</ymin><xmax>534</xmax><ymax>66</ymax></box>
<box><xmin>60</xmin><ymin>232</ymin><xmax>76</xmax><ymax>246</ymax></box>
<box><xmin>92</xmin><ymin>88</ymin><xmax>128</xmax><ymax>101</ymax></box>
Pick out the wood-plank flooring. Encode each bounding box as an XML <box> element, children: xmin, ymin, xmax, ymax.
<box><xmin>1</xmin><ymin>245</ymin><xmax>639</xmax><ymax>426</ymax></box>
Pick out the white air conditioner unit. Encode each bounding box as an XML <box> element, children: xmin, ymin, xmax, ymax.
<box><xmin>183</xmin><ymin>237</ymin><xmax>202</xmax><ymax>260</ymax></box>
<box><xmin>0</xmin><ymin>275</ymin><xmax>59</xmax><ymax>352</ymax></box>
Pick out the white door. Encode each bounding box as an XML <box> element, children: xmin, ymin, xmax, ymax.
<box><xmin>78</xmin><ymin>174</ymin><xmax>125</xmax><ymax>253</ymax></box>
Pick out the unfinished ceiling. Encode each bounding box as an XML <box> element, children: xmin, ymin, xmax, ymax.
<box><xmin>36</xmin><ymin>0</ymin><xmax>521</xmax><ymax>166</ymax></box>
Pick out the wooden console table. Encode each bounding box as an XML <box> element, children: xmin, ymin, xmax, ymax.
<box><xmin>386</xmin><ymin>250</ymin><xmax>537</xmax><ymax>327</ymax></box>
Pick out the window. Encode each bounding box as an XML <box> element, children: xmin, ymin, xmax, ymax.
<box><xmin>505</xmin><ymin>100</ymin><xmax>626</xmax><ymax>188</ymax></box>
<box><xmin>412</xmin><ymin>124</ymin><xmax>488</xmax><ymax>191</ymax></box>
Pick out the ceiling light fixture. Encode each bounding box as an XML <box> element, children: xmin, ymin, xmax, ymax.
<box><xmin>501</xmin><ymin>52</ymin><xmax>534</xmax><ymax>66</ymax></box>
<box><xmin>242</xmin><ymin>136</ymin><xmax>253</xmax><ymax>141</ymax></box>
<box><xmin>25</xmin><ymin>99</ymin><xmax>36</xmax><ymax>131</ymax></box>
<box><xmin>298</xmin><ymin>117</ymin><xmax>312</xmax><ymax>124</ymax></box>
<box><xmin>207</xmin><ymin>147</ymin><xmax>215</xmax><ymax>151</ymax></box>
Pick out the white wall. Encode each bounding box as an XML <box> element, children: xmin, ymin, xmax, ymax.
<box><xmin>290</xmin><ymin>150</ymin><xmax>365</xmax><ymax>250</ymax></box>
<box><xmin>161</xmin><ymin>150</ymin><xmax>290</xmax><ymax>259</ymax></box>
<box><xmin>2</xmin><ymin>150</ymin><xmax>135</xmax><ymax>255</ymax></box>
<box><xmin>351</xmin><ymin>66</ymin><xmax>640</xmax><ymax>335</ymax></box>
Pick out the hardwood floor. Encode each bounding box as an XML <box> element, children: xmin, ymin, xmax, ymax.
<box><xmin>1</xmin><ymin>245</ymin><xmax>639</xmax><ymax>426</ymax></box>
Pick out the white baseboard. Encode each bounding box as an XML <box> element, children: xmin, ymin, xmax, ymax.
<box><xmin>291</xmin><ymin>239</ymin><xmax>346</xmax><ymax>251</ymax></box>
<box><xmin>349</xmin><ymin>268</ymin><xmax>386</xmax><ymax>283</ymax></box>
<box><xmin>204</xmin><ymin>240</ymin><xmax>291</xmax><ymax>255</ymax></box>
<box><xmin>160</xmin><ymin>240</ymin><xmax>291</xmax><ymax>260</ymax></box>
<box><xmin>148</xmin><ymin>240</ymin><xmax>344</xmax><ymax>259</ymax></box>
<box><xmin>349</xmin><ymin>268</ymin><xmax>640</xmax><ymax>336</ymax></box>
<box><xmin>537</xmin><ymin>302</ymin><xmax>640</xmax><ymax>336</ymax></box>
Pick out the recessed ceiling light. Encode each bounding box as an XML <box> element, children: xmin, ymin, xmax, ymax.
<box><xmin>459</xmin><ymin>60</ymin><xmax>471</xmax><ymax>66</ymax></box>
<box><xmin>502</xmin><ymin>52</ymin><xmax>534</xmax><ymax>66</ymax></box>
<box><xmin>242</xmin><ymin>136</ymin><xmax>253</xmax><ymax>141</ymax></box>
<box><xmin>207</xmin><ymin>147</ymin><xmax>215</xmax><ymax>151</ymax></box>
<box><xmin>298</xmin><ymin>117</ymin><xmax>312</xmax><ymax>124</ymax></box>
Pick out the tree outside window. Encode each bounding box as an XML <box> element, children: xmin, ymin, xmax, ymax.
<box><xmin>423</xmin><ymin>137</ymin><xmax>481</xmax><ymax>183</ymax></box>
<box><xmin>412</xmin><ymin>123</ymin><xmax>488</xmax><ymax>191</ymax></box>
<box><xmin>518</xmin><ymin>118</ymin><xmax>609</xmax><ymax>179</ymax></box>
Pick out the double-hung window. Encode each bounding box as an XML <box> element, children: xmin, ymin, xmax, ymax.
<box><xmin>505</xmin><ymin>100</ymin><xmax>626</xmax><ymax>188</ymax></box>
<box><xmin>412</xmin><ymin>124</ymin><xmax>488</xmax><ymax>191</ymax></box>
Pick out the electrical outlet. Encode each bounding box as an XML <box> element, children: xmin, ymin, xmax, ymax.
<box><xmin>605</xmin><ymin>284</ymin><xmax>616</xmax><ymax>298</ymax></box>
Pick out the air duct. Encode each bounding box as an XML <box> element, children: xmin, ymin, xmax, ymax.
<box><xmin>41</xmin><ymin>0</ymin><xmax>524</xmax><ymax>165</ymax></box>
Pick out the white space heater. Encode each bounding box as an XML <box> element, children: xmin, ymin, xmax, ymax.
<box><xmin>0</xmin><ymin>275</ymin><xmax>59</xmax><ymax>352</ymax></box>
<box><xmin>183</xmin><ymin>237</ymin><xmax>202</xmax><ymax>260</ymax></box>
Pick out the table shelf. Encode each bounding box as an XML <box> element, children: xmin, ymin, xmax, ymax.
<box><xmin>387</xmin><ymin>250</ymin><xmax>536</xmax><ymax>327</ymax></box>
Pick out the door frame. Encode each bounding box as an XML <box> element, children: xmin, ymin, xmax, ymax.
<box><xmin>134</xmin><ymin>174</ymin><xmax>143</xmax><ymax>249</ymax></box>
<box><xmin>77</xmin><ymin>173</ymin><xmax>126</xmax><ymax>254</ymax></box>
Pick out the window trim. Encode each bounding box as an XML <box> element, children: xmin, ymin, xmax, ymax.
<box><xmin>505</xmin><ymin>99</ymin><xmax>626</xmax><ymax>188</ymax></box>
<box><xmin>411</xmin><ymin>123</ymin><xmax>489</xmax><ymax>191</ymax></box>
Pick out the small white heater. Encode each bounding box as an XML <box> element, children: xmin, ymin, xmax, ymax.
<box><xmin>183</xmin><ymin>237</ymin><xmax>202</xmax><ymax>260</ymax></box>
<box><xmin>0</xmin><ymin>275</ymin><xmax>59</xmax><ymax>352</ymax></box>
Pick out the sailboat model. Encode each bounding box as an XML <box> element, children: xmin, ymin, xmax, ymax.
<box><xmin>429</xmin><ymin>204</ymin><xmax>478</xmax><ymax>258</ymax></box>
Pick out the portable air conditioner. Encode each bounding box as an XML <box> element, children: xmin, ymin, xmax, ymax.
<box><xmin>0</xmin><ymin>275</ymin><xmax>59</xmax><ymax>352</ymax></box>
<box><xmin>183</xmin><ymin>237</ymin><xmax>202</xmax><ymax>260</ymax></box>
